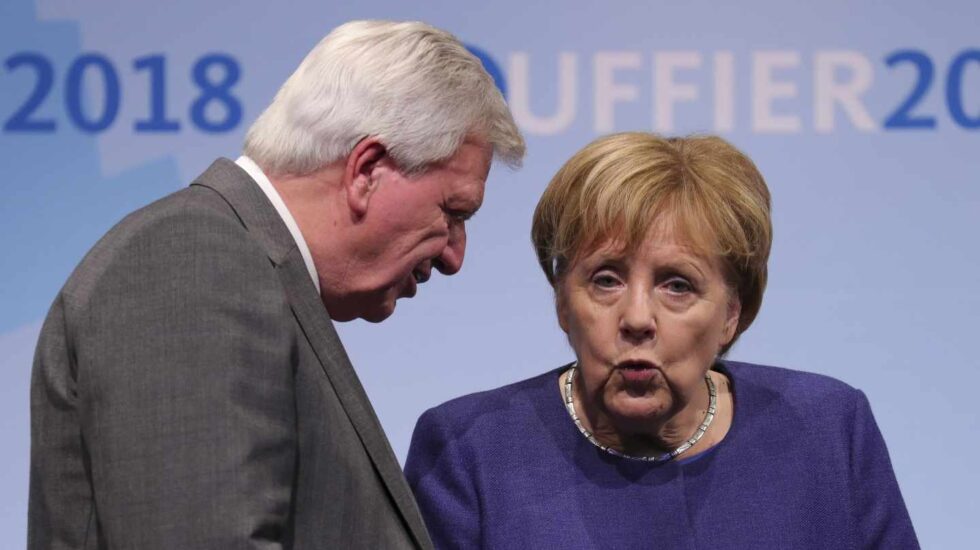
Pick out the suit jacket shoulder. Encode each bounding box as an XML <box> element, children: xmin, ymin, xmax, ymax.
<box><xmin>30</xmin><ymin>159</ymin><xmax>432</xmax><ymax>550</ymax></box>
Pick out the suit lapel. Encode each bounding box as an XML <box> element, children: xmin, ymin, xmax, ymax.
<box><xmin>277</xmin><ymin>251</ymin><xmax>433</xmax><ymax>549</ymax></box>
<box><xmin>192</xmin><ymin>159</ymin><xmax>433</xmax><ymax>550</ymax></box>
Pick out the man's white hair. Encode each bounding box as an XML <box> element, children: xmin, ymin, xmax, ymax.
<box><xmin>244</xmin><ymin>20</ymin><xmax>525</xmax><ymax>176</ymax></box>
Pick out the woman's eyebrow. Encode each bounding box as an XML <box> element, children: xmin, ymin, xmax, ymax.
<box><xmin>674</xmin><ymin>259</ymin><xmax>707</xmax><ymax>278</ymax></box>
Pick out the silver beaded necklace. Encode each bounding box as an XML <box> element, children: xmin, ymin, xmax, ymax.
<box><xmin>562</xmin><ymin>363</ymin><xmax>717</xmax><ymax>463</ymax></box>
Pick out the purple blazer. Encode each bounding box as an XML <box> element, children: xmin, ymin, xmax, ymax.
<box><xmin>405</xmin><ymin>361</ymin><xmax>918</xmax><ymax>549</ymax></box>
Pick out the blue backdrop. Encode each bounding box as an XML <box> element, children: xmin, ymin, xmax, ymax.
<box><xmin>3</xmin><ymin>0</ymin><xmax>978</xmax><ymax>546</ymax></box>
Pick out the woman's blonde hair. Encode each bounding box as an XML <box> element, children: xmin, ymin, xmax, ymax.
<box><xmin>531</xmin><ymin>132</ymin><xmax>772</xmax><ymax>353</ymax></box>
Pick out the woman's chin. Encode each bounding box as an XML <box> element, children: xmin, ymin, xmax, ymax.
<box><xmin>604</xmin><ymin>393</ymin><xmax>670</xmax><ymax>427</ymax></box>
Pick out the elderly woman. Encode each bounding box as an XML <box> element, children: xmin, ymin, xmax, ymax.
<box><xmin>405</xmin><ymin>133</ymin><xmax>918</xmax><ymax>548</ymax></box>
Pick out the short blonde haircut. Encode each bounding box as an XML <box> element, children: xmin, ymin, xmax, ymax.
<box><xmin>531</xmin><ymin>133</ymin><xmax>772</xmax><ymax>353</ymax></box>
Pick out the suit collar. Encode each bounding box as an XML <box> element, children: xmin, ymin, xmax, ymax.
<box><xmin>234</xmin><ymin>155</ymin><xmax>321</xmax><ymax>293</ymax></box>
<box><xmin>191</xmin><ymin>158</ymin><xmax>296</xmax><ymax>265</ymax></box>
<box><xmin>191</xmin><ymin>158</ymin><xmax>433</xmax><ymax>549</ymax></box>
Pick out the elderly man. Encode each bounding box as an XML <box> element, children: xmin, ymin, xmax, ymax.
<box><xmin>28</xmin><ymin>20</ymin><xmax>524</xmax><ymax>550</ymax></box>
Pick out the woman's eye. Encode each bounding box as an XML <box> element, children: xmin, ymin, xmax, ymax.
<box><xmin>664</xmin><ymin>278</ymin><xmax>693</xmax><ymax>294</ymax></box>
<box><xmin>592</xmin><ymin>273</ymin><xmax>620</xmax><ymax>288</ymax></box>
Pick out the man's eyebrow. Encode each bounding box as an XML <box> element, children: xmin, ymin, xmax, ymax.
<box><xmin>446</xmin><ymin>197</ymin><xmax>482</xmax><ymax>220</ymax></box>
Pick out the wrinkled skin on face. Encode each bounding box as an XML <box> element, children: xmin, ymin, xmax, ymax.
<box><xmin>333</xmin><ymin>139</ymin><xmax>492</xmax><ymax>322</ymax></box>
<box><xmin>558</xmin><ymin>221</ymin><xmax>740</xmax><ymax>455</ymax></box>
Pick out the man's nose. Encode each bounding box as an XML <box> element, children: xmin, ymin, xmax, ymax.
<box><xmin>433</xmin><ymin>224</ymin><xmax>467</xmax><ymax>275</ymax></box>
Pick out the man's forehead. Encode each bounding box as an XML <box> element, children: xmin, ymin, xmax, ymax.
<box><xmin>463</xmin><ymin>140</ymin><xmax>493</xmax><ymax>172</ymax></box>
<box><xmin>447</xmin><ymin>177</ymin><xmax>485</xmax><ymax>209</ymax></box>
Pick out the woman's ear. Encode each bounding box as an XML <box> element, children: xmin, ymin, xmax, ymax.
<box><xmin>344</xmin><ymin>137</ymin><xmax>387</xmax><ymax>218</ymax></box>
<box><xmin>722</xmin><ymin>293</ymin><xmax>742</xmax><ymax>346</ymax></box>
<box><xmin>555</xmin><ymin>286</ymin><xmax>570</xmax><ymax>334</ymax></box>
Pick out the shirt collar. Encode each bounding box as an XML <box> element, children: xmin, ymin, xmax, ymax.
<box><xmin>235</xmin><ymin>155</ymin><xmax>320</xmax><ymax>293</ymax></box>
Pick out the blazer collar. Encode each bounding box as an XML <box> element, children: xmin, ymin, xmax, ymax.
<box><xmin>191</xmin><ymin>158</ymin><xmax>433</xmax><ymax>550</ymax></box>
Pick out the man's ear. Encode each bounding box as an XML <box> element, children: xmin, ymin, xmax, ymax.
<box><xmin>344</xmin><ymin>137</ymin><xmax>388</xmax><ymax>218</ymax></box>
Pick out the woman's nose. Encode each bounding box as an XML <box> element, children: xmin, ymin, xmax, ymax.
<box><xmin>619</xmin><ymin>287</ymin><xmax>655</xmax><ymax>343</ymax></box>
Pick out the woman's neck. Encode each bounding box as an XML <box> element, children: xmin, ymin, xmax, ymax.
<box><xmin>562</xmin><ymin>369</ymin><xmax>733</xmax><ymax>459</ymax></box>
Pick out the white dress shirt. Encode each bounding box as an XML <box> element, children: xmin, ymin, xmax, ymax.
<box><xmin>235</xmin><ymin>156</ymin><xmax>321</xmax><ymax>293</ymax></box>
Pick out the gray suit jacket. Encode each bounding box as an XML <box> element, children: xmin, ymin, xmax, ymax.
<box><xmin>28</xmin><ymin>159</ymin><xmax>433</xmax><ymax>549</ymax></box>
